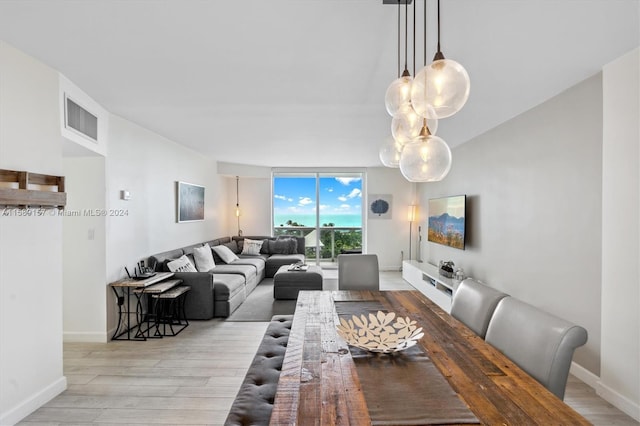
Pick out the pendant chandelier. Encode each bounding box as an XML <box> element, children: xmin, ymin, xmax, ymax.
<box><xmin>384</xmin><ymin>0</ymin><xmax>412</xmax><ymax>117</ymax></box>
<box><xmin>381</xmin><ymin>0</ymin><xmax>469</xmax><ymax>183</ymax></box>
<box><xmin>410</xmin><ymin>0</ymin><xmax>470</xmax><ymax>119</ymax></box>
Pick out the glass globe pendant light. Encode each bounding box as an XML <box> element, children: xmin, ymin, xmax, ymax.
<box><xmin>385</xmin><ymin>0</ymin><xmax>412</xmax><ymax>116</ymax></box>
<box><xmin>390</xmin><ymin>0</ymin><xmax>437</xmax><ymax>146</ymax></box>
<box><xmin>410</xmin><ymin>0</ymin><xmax>470</xmax><ymax>119</ymax></box>
<box><xmin>385</xmin><ymin>71</ymin><xmax>413</xmax><ymax>116</ymax></box>
<box><xmin>391</xmin><ymin>104</ymin><xmax>438</xmax><ymax>145</ymax></box>
<box><xmin>400</xmin><ymin>120</ymin><xmax>452</xmax><ymax>182</ymax></box>
<box><xmin>379</xmin><ymin>136</ymin><xmax>403</xmax><ymax>168</ymax></box>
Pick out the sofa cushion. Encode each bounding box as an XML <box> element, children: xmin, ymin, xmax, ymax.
<box><xmin>269</xmin><ymin>238</ymin><xmax>298</xmax><ymax>254</ymax></box>
<box><xmin>212</xmin><ymin>245</ymin><xmax>240</xmax><ymax>263</ymax></box>
<box><xmin>213</xmin><ymin>274</ymin><xmax>246</xmax><ymax>300</ymax></box>
<box><xmin>234</xmin><ymin>257</ymin><xmax>267</xmax><ymax>277</ymax></box>
<box><xmin>166</xmin><ymin>255</ymin><xmax>197</xmax><ymax>273</ymax></box>
<box><xmin>193</xmin><ymin>243</ymin><xmax>215</xmax><ymax>272</ymax></box>
<box><xmin>211</xmin><ymin>264</ymin><xmax>257</xmax><ymax>281</ymax></box>
<box><xmin>260</xmin><ymin>239</ymin><xmax>270</xmax><ymax>254</ymax></box>
<box><xmin>242</xmin><ymin>238</ymin><xmax>264</xmax><ymax>256</ymax></box>
<box><xmin>149</xmin><ymin>248</ymin><xmax>185</xmax><ymax>272</ymax></box>
<box><xmin>265</xmin><ymin>253</ymin><xmax>306</xmax><ymax>277</ymax></box>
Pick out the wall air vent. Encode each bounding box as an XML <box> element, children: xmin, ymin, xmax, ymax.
<box><xmin>64</xmin><ymin>96</ymin><xmax>98</xmax><ymax>142</ymax></box>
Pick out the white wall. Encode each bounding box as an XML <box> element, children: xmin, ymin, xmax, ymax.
<box><xmin>104</xmin><ymin>115</ymin><xmax>227</xmax><ymax>332</ymax></box>
<box><xmin>600</xmin><ymin>48</ymin><xmax>640</xmax><ymax>420</ymax></box>
<box><xmin>0</xmin><ymin>42</ymin><xmax>66</xmax><ymax>425</ymax></box>
<box><xmin>226</xmin><ymin>175</ymin><xmax>272</xmax><ymax>237</ymax></box>
<box><xmin>417</xmin><ymin>74</ymin><xmax>603</xmax><ymax>375</ymax></box>
<box><xmin>366</xmin><ymin>167</ymin><xmax>415</xmax><ymax>270</ymax></box>
<box><xmin>62</xmin><ymin>156</ymin><xmax>107</xmax><ymax>342</ymax></box>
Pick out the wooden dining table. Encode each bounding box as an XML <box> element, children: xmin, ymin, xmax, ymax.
<box><xmin>270</xmin><ymin>290</ymin><xmax>590</xmax><ymax>425</ymax></box>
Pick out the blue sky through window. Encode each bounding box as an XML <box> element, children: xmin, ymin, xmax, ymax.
<box><xmin>273</xmin><ymin>176</ymin><xmax>362</xmax><ymax>228</ymax></box>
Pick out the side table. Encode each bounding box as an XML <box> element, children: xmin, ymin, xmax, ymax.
<box><xmin>109</xmin><ymin>272</ymin><xmax>176</xmax><ymax>341</ymax></box>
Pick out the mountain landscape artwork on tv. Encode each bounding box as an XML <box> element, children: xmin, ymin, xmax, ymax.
<box><xmin>428</xmin><ymin>195</ymin><xmax>466</xmax><ymax>250</ymax></box>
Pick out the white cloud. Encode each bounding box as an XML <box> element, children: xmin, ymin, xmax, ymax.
<box><xmin>298</xmin><ymin>197</ymin><xmax>313</xmax><ymax>206</ymax></box>
<box><xmin>337</xmin><ymin>188</ymin><xmax>361</xmax><ymax>203</ymax></box>
<box><xmin>275</xmin><ymin>194</ymin><xmax>294</xmax><ymax>202</ymax></box>
<box><xmin>319</xmin><ymin>204</ymin><xmax>330</xmax><ymax>210</ymax></box>
<box><xmin>327</xmin><ymin>188</ymin><xmax>334</xmax><ymax>192</ymax></box>
<box><xmin>340</xmin><ymin>204</ymin><xmax>351</xmax><ymax>210</ymax></box>
<box><xmin>346</xmin><ymin>188</ymin><xmax>361</xmax><ymax>199</ymax></box>
<box><xmin>335</xmin><ymin>177</ymin><xmax>361</xmax><ymax>186</ymax></box>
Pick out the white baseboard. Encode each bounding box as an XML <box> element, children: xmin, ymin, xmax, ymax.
<box><xmin>596</xmin><ymin>380</ymin><xmax>640</xmax><ymax>422</ymax></box>
<box><xmin>0</xmin><ymin>376</ymin><xmax>67</xmax><ymax>426</ymax></box>
<box><xmin>63</xmin><ymin>331</ymin><xmax>108</xmax><ymax>343</ymax></box>
<box><xmin>569</xmin><ymin>361</ymin><xmax>600</xmax><ymax>388</ymax></box>
<box><xmin>571</xmin><ymin>362</ymin><xmax>640</xmax><ymax>421</ymax></box>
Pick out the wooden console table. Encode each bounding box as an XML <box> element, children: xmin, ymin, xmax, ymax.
<box><xmin>271</xmin><ymin>290</ymin><xmax>590</xmax><ymax>425</ymax></box>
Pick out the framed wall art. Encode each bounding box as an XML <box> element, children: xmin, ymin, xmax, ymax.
<box><xmin>368</xmin><ymin>194</ymin><xmax>393</xmax><ymax>220</ymax></box>
<box><xmin>177</xmin><ymin>181</ymin><xmax>205</xmax><ymax>223</ymax></box>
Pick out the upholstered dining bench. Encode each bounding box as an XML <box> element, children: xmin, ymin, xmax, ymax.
<box><xmin>225</xmin><ymin>315</ymin><xmax>293</xmax><ymax>426</ymax></box>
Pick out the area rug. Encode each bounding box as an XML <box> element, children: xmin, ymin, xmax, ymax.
<box><xmin>226</xmin><ymin>279</ymin><xmax>297</xmax><ymax>322</ymax></box>
<box><xmin>226</xmin><ymin>276</ymin><xmax>339</xmax><ymax>321</ymax></box>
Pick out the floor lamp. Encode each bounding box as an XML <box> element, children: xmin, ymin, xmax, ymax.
<box><xmin>408</xmin><ymin>205</ymin><xmax>417</xmax><ymax>261</ymax></box>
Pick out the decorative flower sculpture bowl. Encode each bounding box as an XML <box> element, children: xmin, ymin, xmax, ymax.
<box><xmin>336</xmin><ymin>311</ymin><xmax>424</xmax><ymax>353</ymax></box>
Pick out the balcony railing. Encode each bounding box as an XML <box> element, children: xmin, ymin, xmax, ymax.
<box><xmin>274</xmin><ymin>226</ymin><xmax>362</xmax><ymax>263</ymax></box>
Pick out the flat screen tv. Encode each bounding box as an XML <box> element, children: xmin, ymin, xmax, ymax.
<box><xmin>428</xmin><ymin>195</ymin><xmax>466</xmax><ymax>250</ymax></box>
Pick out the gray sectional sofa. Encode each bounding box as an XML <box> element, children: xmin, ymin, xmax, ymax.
<box><xmin>148</xmin><ymin>235</ymin><xmax>305</xmax><ymax>319</ymax></box>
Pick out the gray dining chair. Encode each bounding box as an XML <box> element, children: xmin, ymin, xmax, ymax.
<box><xmin>485</xmin><ymin>297</ymin><xmax>588</xmax><ymax>400</ymax></box>
<box><xmin>450</xmin><ymin>278</ymin><xmax>508</xmax><ymax>339</ymax></box>
<box><xmin>337</xmin><ymin>254</ymin><xmax>380</xmax><ymax>290</ymax></box>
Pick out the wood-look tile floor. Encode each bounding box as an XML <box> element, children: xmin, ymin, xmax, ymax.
<box><xmin>19</xmin><ymin>272</ymin><xmax>638</xmax><ymax>425</ymax></box>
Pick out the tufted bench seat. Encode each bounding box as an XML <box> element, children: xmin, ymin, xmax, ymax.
<box><xmin>225</xmin><ymin>315</ymin><xmax>293</xmax><ymax>426</ymax></box>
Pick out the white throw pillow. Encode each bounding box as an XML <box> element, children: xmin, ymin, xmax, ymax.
<box><xmin>241</xmin><ymin>238</ymin><xmax>264</xmax><ymax>256</ymax></box>
<box><xmin>193</xmin><ymin>243</ymin><xmax>215</xmax><ymax>272</ymax></box>
<box><xmin>212</xmin><ymin>245</ymin><xmax>239</xmax><ymax>264</ymax></box>
<box><xmin>166</xmin><ymin>254</ymin><xmax>197</xmax><ymax>273</ymax></box>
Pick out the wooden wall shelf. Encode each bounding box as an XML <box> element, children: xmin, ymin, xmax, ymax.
<box><xmin>0</xmin><ymin>169</ymin><xmax>66</xmax><ymax>209</ymax></box>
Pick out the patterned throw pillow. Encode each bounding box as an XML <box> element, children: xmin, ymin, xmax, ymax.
<box><xmin>241</xmin><ymin>238</ymin><xmax>264</xmax><ymax>256</ymax></box>
<box><xmin>166</xmin><ymin>255</ymin><xmax>197</xmax><ymax>273</ymax></box>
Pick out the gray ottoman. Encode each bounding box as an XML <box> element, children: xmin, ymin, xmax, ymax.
<box><xmin>273</xmin><ymin>264</ymin><xmax>323</xmax><ymax>299</ymax></box>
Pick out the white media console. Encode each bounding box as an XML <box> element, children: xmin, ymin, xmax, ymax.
<box><xmin>401</xmin><ymin>260</ymin><xmax>460</xmax><ymax>313</ymax></box>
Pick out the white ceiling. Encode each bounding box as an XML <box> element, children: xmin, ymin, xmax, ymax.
<box><xmin>0</xmin><ymin>0</ymin><xmax>638</xmax><ymax>167</ymax></box>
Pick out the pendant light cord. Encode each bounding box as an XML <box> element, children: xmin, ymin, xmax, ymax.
<box><xmin>412</xmin><ymin>0</ymin><xmax>416</xmax><ymax>76</ymax></box>
<box><xmin>403</xmin><ymin>0</ymin><xmax>409</xmax><ymax>74</ymax></box>
<box><xmin>423</xmin><ymin>0</ymin><xmax>427</xmax><ymax>66</ymax></box>
<box><xmin>397</xmin><ymin>0</ymin><xmax>401</xmax><ymax>78</ymax></box>
<box><xmin>434</xmin><ymin>0</ymin><xmax>444</xmax><ymax>60</ymax></box>
<box><xmin>437</xmin><ymin>0</ymin><xmax>441</xmax><ymax>54</ymax></box>
<box><xmin>423</xmin><ymin>0</ymin><xmax>429</xmax><ymax>133</ymax></box>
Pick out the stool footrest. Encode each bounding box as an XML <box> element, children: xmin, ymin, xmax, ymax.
<box><xmin>133</xmin><ymin>279</ymin><xmax>182</xmax><ymax>294</ymax></box>
<box><xmin>153</xmin><ymin>285</ymin><xmax>191</xmax><ymax>299</ymax></box>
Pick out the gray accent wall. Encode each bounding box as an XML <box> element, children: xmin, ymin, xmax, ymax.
<box><xmin>417</xmin><ymin>73</ymin><xmax>603</xmax><ymax>374</ymax></box>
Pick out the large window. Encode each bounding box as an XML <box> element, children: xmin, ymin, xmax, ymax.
<box><xmin>273</xmin><ymin>172</ymin><xmax>363</xmax><ymax>265</ymax></box>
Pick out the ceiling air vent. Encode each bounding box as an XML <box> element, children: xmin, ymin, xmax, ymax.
<box><xmin>64</xmin><ymin>96</ymin><xmax>98</xmax><ymax>142</ymax></box>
